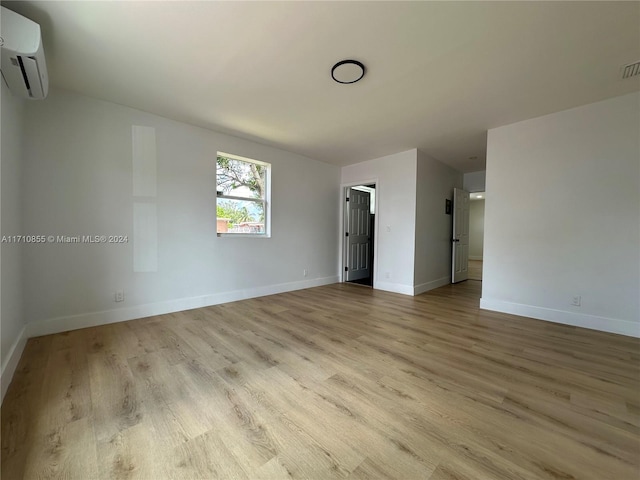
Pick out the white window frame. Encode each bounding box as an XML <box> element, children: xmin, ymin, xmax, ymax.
<box><xmin>216</xmin><ymin>151</ymin><xmax>271</xmax><ymax>238</ymax></box>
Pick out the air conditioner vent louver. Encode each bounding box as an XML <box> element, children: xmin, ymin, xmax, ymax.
<box><xmin>0</xmin><ymin>7</ymin><xmax>48</xmax><ymax>99</ymax></box>
<box><xmin>622</xmin><ymin>61</ymin><xmax>640</xmax><ymax>79</ymax></box>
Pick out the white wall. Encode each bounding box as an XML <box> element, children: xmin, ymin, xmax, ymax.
<box><xmin>21</xmin><ymin>89</ymin><xmax>340</xmax><ymax>336</ymax></box>
<box><xmin>469</xmin><ymin>199</ymin><xmax>484</xmax><ymax>260</ymax></box>
<box><xmin>1</xmin><ymin>81</ymin><xmax>28</xmax><ymax>399</ymax></box>
<box><xmin>463</xmin><ymin>170</ymin><xmax>486</xmax><ymax>192</ymax></box>
<box><xmin>341</xmin><ymin>149</ymin><xmax>417</xmax><ymax>295</ymax></box>
<box><xmin>482</xmin><ymin>92</ymin><xmax>640</xmax><ymax>337</ymax></box>
<box><xmin>414</xmin><ymin>150</ymin><xmax>462</xmax><ymax>294</ymax></box>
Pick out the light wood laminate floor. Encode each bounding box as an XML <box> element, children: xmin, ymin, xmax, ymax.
<box><xmin>468</xmin><ymin>260</ymin><xmax>483</xmax><ymax>281</ymax></box>
<box><xmin>2</xmin><ymin>282</ymin><xmax>639</xmax><ymax>479</ymax></box>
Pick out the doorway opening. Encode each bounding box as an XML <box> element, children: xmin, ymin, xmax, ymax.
<box><xmin>343</xmin><ymin>183</ymin><xmax>376</xmax><ymax>288</ymax></box>
<box><xmin>468</xmin><ymin>191</ymin><xmax>485</xmax><ymax>281</ymax></box>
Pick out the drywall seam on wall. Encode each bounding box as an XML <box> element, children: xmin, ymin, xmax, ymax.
<box><xmin>132</xmin><ymin>125</ymin><xmax>158</xmax><ymax>272</ymax></box>
<box><xmin>132</xmin><ymin>125</ymin><xmax>157</xmax><ymax>197</ymax></box>
<box><xmin>27</xmin><ymin>275</ymin><xmax>339</xmax><ymax>338</ymax></box>
<box><xmin>480</xmin><ymin>298</ymin><xmax>639</xmax><ymax>338</ymax></box>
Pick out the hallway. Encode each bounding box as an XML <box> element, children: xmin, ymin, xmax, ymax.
<box><xmin>468</xmin><ymin>259</ymin><xmax>483</xmax><ymax>281</ymax></box>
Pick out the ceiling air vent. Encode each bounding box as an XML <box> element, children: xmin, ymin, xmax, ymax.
<box><xmin>621</xmin><ymin>61</ymin><xmax>640</xmax><ymax>79</ymax></box>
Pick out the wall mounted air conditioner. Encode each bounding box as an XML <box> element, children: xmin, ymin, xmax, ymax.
<box><xmin>0</xmin><ymin>6</ymin><xmax>49</xmax><ymax>99</ymax></box>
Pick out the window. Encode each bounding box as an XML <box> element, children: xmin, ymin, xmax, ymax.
<box><xmin>216</xmin><ymin>152</ymin><xmax>270</xmax><ymax>236</ymax></box>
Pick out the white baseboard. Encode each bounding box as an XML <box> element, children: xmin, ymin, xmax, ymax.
<box><xmin>28</xmin><ymin>276</ymin><xmax>339</xmax><ymax>338</ymax></box>
<box><xmin>374</xmin><ymin>277</ymin><xmax>450</xmax><ymax>297</ymax></box>
<box><xmin>468</xmin><ymin>256</ymin><xmax>483</xmax><ymax>261</ymax></box>
<box><xmin>374</xmin><ymin>281</ymin><xmax>414</xmax><ymax>296</ymax></box>
<box><xmin>1</xmin><ymin>325</ymin><xmax>28</xmax><ymax>402</ymax></box>
<box><xmin>414</xmin><ymin>276</ymin><xmax>451</xmax><ymax>296</ymax></box>
<box><xmin>480</xmin><ymin>298</ymin><xmax>639</xmax><ymax>338</ymax></box>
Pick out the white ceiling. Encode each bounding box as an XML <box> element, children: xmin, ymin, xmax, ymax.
<box><xmin>5</xmin><ymin>1</ymin><xmax>640</xmax><ymax>172</ymax></box>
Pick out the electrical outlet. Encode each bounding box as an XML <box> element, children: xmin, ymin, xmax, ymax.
<box><xmin>303</xmin><ymin>269</ymin><xmax>308</xmax><ymax>277</ymax></box>
<box><xmin>115</xmin><ymin>290</ymin><xmax>124</xmax><ymax>302</ymax></box>
<box><xmin>572</xmin><ymin>295</ymin><xmax>581</xmax><ymax>306</ymax></box>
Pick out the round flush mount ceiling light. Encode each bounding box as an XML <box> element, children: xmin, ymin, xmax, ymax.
<box><xmin>331</xmin><ymin>60</ymin><xmax>365</xmax><ymax>84</ymax></box>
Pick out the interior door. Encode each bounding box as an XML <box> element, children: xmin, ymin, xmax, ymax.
<box><xmin>452</xmin><ymin>188</ymin><xmax>470</xmax><ymax>283</ymax></box>
<box><xmin>345</xmin><ymin>188</ymin><xmax>371</xmax><ymax>282</ymax></box>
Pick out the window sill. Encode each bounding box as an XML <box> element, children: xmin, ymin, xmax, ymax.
<box><xmin>217</xmin><ymin>233</ymin><xmax>271</xmax><ymax>238</ymax></box>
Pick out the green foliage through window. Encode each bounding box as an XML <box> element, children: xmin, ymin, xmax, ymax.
<box><xmin>216</xmin><ymin>153</ymin><xmax>269</xmax><ymax>234</ymax></box>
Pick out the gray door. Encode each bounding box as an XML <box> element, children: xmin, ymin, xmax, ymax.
<box><xmin>346</xmin><ymin>188</ymin><xmax>371</xmax><ymax>282</ymax></box>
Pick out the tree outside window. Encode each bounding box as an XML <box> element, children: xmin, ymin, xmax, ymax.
<box><xmin>216</xmin><ymin>153</ymin><xmax>270</xmax><ymax>236</ymax></box>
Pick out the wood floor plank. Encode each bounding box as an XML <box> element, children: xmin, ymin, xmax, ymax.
<box><xmin>2</xmin><ymin>281</ymin><xmax>639</xmax><ymax>479</ymax></box>
<box><xmin>96</xmin><ymin>420</ymin><xmax>164</xmax><ymax>480</ymax></box>
<box><xmin>88</xmin><ymin>347</ymin><xmax>143</xmax><ymax>444</ymax></box>
<box><xmin>348</xmin><ymin>456</ymin><xmax>433</xmax><ymax>480</ymax></box>
<box><xmin>37</xmin><ymin>331</ymin><xmax>91</xmax><ymax>431</ymax></box>
<box><xmin>128</xmin><ymin>350</ymin><xmax>220</xmax><ymax>448</ymax></box>
<box><xmin>168</xmin><ymin>427</ymin><xmax>250</xmax><ymax>480</ymax></box>
<box><xmin>1</xmin><ymin>336</ymin><xmax>52</xmax><ymax>480</ymax></box>
<box><xmin>22</xmin><ymin>416</ymin><xmax>99</xmax><ymax>480</ymax></box>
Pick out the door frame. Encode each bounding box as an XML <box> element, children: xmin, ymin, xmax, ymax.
<box><xmin>339</xmin><ymin>179</ymin><xmax>379</xmax><ymax>287</ymax></box>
